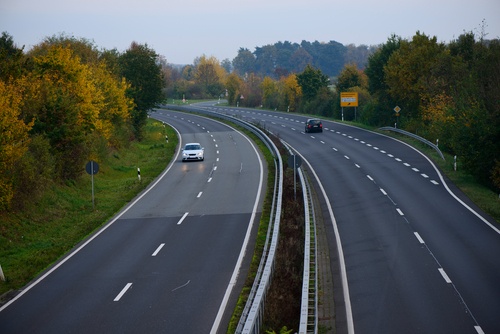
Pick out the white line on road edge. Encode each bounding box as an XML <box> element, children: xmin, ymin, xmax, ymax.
<box><xmin>438</xmin><ymin>268</ymin><xmax>452</xmax><ymax>283</ymax></box>
<box><xmin>177</xmin><ymin>212</ymin><xmax>189</xmax><ymax>225</ymax></box>
<box><xmin>282</xmin><ymin>143</ymin><xmax>355</xmax><ymax>334</ymax></box>
<box><xmin>114</xmin><ymin>283</ymin><xmax>133</xmax><ymax>301</ymax></box>
<box><xmin>0</xmin><ymin>126</ymin><xmax>183</xmax><ymax>313</ymax></box>
<box><xmin>210</xmin><ymin>122</ymin><xmax>265</xmax><ymax>334</ymax></box>
<box><xmin>152</xmin><ymin>243</ymin><xmax>165</xmax><ymax>256</ymax></box>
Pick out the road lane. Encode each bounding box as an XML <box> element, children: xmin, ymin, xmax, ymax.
<box><xmin>0</xmin><ymin>110</ymin><xmax>265</xmax><ymax>334</ymax></box>
<box><xmin>203</xmin><ymin>104</ymin><xmax>499</xmax><ymax>334</ymax></box>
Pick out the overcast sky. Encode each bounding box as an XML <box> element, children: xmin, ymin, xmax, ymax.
<box><xmin>1</xmin><ymin>0</ymin><xmax>499</xmax><ymax>64</ymax></box>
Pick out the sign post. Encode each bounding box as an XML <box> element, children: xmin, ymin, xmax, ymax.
<box><xmin>340</xmin><ymin>92</ymin><xmax>359</xmax><ymax>121</ymax></box>
<box><xmin>85</xmin><ymin>160</ymin><xmax>99</xmax><ymax>209</ymax></box>
<box><xmin>394</xmin><ymin>106</ymin><xmax>401</xmax><ymax>128</ymax></box>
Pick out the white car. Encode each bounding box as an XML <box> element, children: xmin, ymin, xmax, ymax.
<box><xmin>182</xmin><ymin>143</ymin><xmax>204</xmax><ymax>162</ymax></box>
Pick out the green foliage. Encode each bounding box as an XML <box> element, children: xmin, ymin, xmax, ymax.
<box><xmin>0</xmin><ymin>32</ymin><xmax>25</xmax><ymax>81</ymax></box>
<box><xmin>296</xmin><ymin>64</ymin><xmax>329</xmax><ymax>101</ymax></box>
<box><xmin>119</xmin><ymin>42</ymin><xmax>165</xmax><ymax>138</ymax></box>
<box><xmin>364</xmin><ymin>30</ymin><xmax>500</xmax><ymax>189</ymax></box>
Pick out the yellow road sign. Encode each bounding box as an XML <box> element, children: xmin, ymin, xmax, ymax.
<box><xmin>340</xmin><ymin>92</ymin><xmax>358</xmax><ymax>107</ymax></box>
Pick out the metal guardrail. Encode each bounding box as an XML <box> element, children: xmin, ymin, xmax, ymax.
<box><xmin>158</xmin><ymin>104</ymin><xmax>284</xmax><ymax>333</ymax></box>
<box><xmin>379</xmin><ymin>126</ymin><xmax>445</xmax><ymax>160</ymax></box>
<box><xmin>282</xmin><ymin>143</ymin><xmax>318</xmax><ymax>334</ymax></box>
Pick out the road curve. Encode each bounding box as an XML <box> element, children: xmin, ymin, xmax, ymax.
<box><xmin>0</xmin><ymin>110</ymin><xmax>265</xmax><ymax>334</ymax></box>
<box><xmin>200</xmin><ymin>104</ymin><xmax>500</xmax><ymax>334</ymax></box>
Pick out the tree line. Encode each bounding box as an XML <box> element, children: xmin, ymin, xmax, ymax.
<box><xmin>163</xmin><ymin>30</ymin><xmax>499</xmax><ymax>192</ymax></box>
<box><xmin>0</xmin><ymin>33</ymin><xmax>165</xmax><ymax>211</ymax></box>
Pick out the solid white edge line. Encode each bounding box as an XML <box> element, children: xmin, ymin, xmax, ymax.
<box><xmin>283</xmin><ymin>142</ymin><xmax>355</xmax><ymax>334</ymax></box>
<box><xmin>371</xmin><ymin>129</ymin><xmax>500</xmax><ymax>235</ymax></box>
<box><xmin>114</xmin><ymin>283</ymin><xmax>133</xmax><ymax>301</ymax></box>
<box><xmin>152</xmin><ymin>243</ymin><xmax>165</xmax><ymax>256</ymax></box>
<box><xmin>0</xmin><ymin>124</ymin><xmax>183</xmax><ymax>313</ymax></box>
<box><xmin>177</xmin><ymin>212</ymin><xmax>189</xmax><ymax>225</ymax></box>
<box><xmin>210</xmin><ymin>121</ymin><xmax>264</xmax><ymax>334</ymax></box>
<box><xmin>438</xmin><ymin>268</ymin><xmax>452</xmax><ymax>283</ymax></box>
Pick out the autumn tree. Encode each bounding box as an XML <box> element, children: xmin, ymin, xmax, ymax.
<box><xmin>194</xmin><ymin>55</ymin><xmax>226</xmax><ymax>97</ymax></box>
<box><xmin>261</xmin><ymin>76</ymin><xmax>279</xmax><ymax>109</ymax></box>
<box><xmin>0</xmin><ymin>80</ymin><xmax>34</xmax><ymax>210</ymax></box>
<box><xmin>225</xmin><ymin>73</ymin><xmax>243</xmax><ymax>106</ymax></box>
<box><xmin>280</xmin><ymin>74</ymin><xmax>302</xmax><ymax>112</ymax></box>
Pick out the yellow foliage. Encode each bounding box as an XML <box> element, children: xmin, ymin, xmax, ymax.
<box><xmin>280</xmin><ymin>74</ymin><xmax>302</xmax><ymax>112</ymax></box>
<box><xmin>421</xmin><ymin>93</ymin><xmax>455</xmax><ymax>124</ymax></box>
<box><xmin>0</xmin><ymin>80</ymin><xmax>34</xmax><ymax>209</ymax></box>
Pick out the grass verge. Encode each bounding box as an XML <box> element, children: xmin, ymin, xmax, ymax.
<box><xmin>0</xmin><ymin>119</ymin><xmax>178</xmax><ymax>298</ymax></box>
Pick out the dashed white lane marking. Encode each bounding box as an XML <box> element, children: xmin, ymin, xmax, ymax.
<box><xmin>197</xmin><ymin>192</ymin><xmax>203</xmax><ymax>198</ymax></box>
<box><xmin>367</xmin><ymin>175</ymin><xmax>374</xmax><ymax>181</ymax></box>
<box><xmin>213</xmin><ymin>166</ymin><xmax>218</xmax><ymax>171</ymax></box>
<box><xmin>414</xmin><ymin>232</ymin><xmax>425</xmax><ymax>244</ymax></box>
<box><xmin>380</xmin><ymin>150</ymin><xmax>386</xmax><ymax>153</ymax></box>
<box><xmin>396</xmin><ymin>208</ymin><xmax>404</xmax><ymax>216</ymax></box>
<box><xmin>320</xmin><ymin>141</ymin><xmax>325</xmax><ymax>144</ymax></box>
<box><xmin>208</xmin><ymin>177</ymin><xmax>212</xmax><ymax>183</ymax></box>
<box><xmin>412</xmin><ymin>167</ymin><xmax>420</xmax><ymax>172</ymax></box>
<box><xmin>421</xmin><ymin>174</ymin><xmax>429</xmax><ymax>178</ymax></box>
<box><xmin>395</xmin><ymin>158</ymin><xmax>402</xmax><ymax>162</ymax></box>
<box><xmin>404</xmin><ymin>163</ymin><xmax>411</xmax><ymax>167</ymax></box>
<box><xmin>355</xmin><ymin>164</ymin><xmax>361</xmax><ymax>168</ymax></box>
<box><xmin>114</xmin><ymin>283</ymin><xmax>133</xmax><ymax>301</ymax></box>
<box><xmin>380</xmin><ymin>188</ymin><xmax>388</xmax><ymax>196</ymax></box>
<box><xmin>332</xmin><ymin>147</ymin><xmax>338</xmax><ymax>152</ymax></box>
<box><xmin>152</xmin><ymin>243</ymin><xmax>165</xmax><ymax>256</ymax></box>
<box><xmin>438</xmin><ymin>268</ymin><xmax>452</xmax><ymax>283</ymax></box>
<box><xmin>387</xmin><ymin>154</ymin><xmax>394</xmax><ymax>158</ymax></box>
<box><xmin>177</xmin><ymin>212</ymin><xmax>189</xmax><ymax>225</ymax></box>
<box><xmin>475</xmin><ymin>326</ymin><xmax>485</xmax><ymax>334</ymax></box>
<box><xmin>431</xmin><ymin>180</ymin><xmax>440</xmax><ymax>185</ymax></box>
<box><xmin>344</xmin><ymin>155</ymin><xmax>350</xmax><ymax>160</ymax></box>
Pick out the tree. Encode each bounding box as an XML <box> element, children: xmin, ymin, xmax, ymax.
<box><xmin>0</xmin><ymin>80</ymin><xmax>34</xmax><ymax>210</ymax></box>
<box><xmin>25</xmin><ymin>45</ymin><xmax>103</xmax><ymax>179</ymax></box>
<box><xmin>225</xmin><ymin>73</ymin><xmax>243</xmax><ymax>106</ymax></box>
<box><xmin>119</xmin><ymin>42</ymin><xmax>164</xmax><ymax>138</ymax></box>
<box><xmin>384</xmin><ymin>32</ymin><xmax>450</xmax><ymax>123</ymax></box>
<box><xmin>0</xmin><ymin>31</ymin><xmax>25</xmax><ymax>81</ymax></box>
<box><xmin>296</xmin><ymin>64</ymin><xmax>329</xmax><ymax>101</ymax></box>
<box><xmin>261</xmin><ymin>76</ymin><xmax>279</xmax><ymax>109</ymax></box>
<box><xmin>194</xmin><ymin>55</ymin><xmax>226</xmax><ymax>97</ymax></box>
<box><xmin>364</xmin><ymin>34</ymin><xmax>401</xmax><ymax>126</ymax></box>
<box><xmin>232</xmin><ymin>48</ymin><xmax>255</xmax><ymax>75</ymax></box>
<box><xmin>335</xmin><ymin>64</ymin><xmax>368</xmax><ymax>92</ymax></box>
<box><xmin>280</xmin><ymin>74</ymin><xmax>302</xmax><ymax>112</ymax></box>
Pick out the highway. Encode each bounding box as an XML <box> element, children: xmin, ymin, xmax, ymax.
<box><xmin>0</xmin><ymin>111</ymin><xmax>265</xmax><ymax>333</ymax></box>
<box><xmin>198</xmin><ymin>103</ymin><xmax>500</xmax><ymax>334</ymax></box>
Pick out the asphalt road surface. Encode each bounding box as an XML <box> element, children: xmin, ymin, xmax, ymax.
<box><xmin>0</xmin><ymin>110</ymin><xmax>265</xmax><ymax>334</ymax></box>
<box><xmin>199</xmin><ymin>103</ymin><xmax>500</xmax><ymax>334</ymax></box>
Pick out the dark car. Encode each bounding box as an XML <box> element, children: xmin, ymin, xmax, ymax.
<box><xmin>305</xmin><ymin>119</ymin><xmax>323</xmax><ymax>133</ymax></box>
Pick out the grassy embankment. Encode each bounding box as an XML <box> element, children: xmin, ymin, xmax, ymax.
<box><xmin>0</xmin><ymin>119</ymin><xmax>177</xmax><ymax>298</ymax></box>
